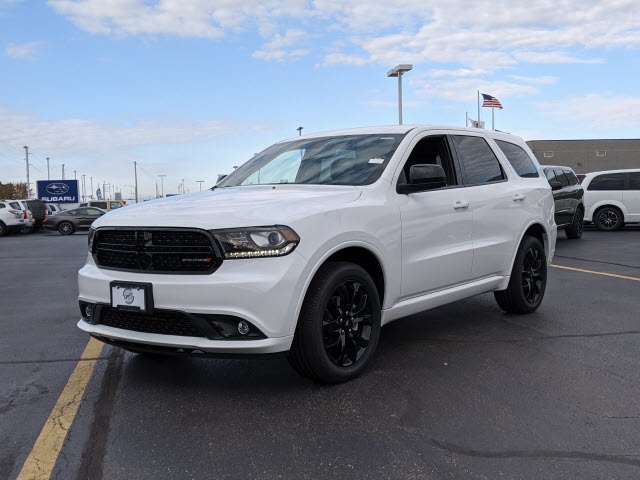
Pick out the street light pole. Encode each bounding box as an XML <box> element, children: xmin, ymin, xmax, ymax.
<box><xmin>158</xmin><ymin>174</ymin><xmax>166</xmax><ymax>197</ymax></box>
<box><xmin>23</xmin><ymin>146</ymin><xmax>30</xmax><ymax>198</ymax></box>
<box><xmin>196</xmin><ymin>180</ymin><xmax>204</xmax><ymax>191</ymax></box>
<box><xmin>387</xmin><ymin>64</ymin><xmax>413</xmax><ymax>125</ymax></box>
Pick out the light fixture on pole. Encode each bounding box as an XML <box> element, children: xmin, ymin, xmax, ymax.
<box><xmin>387</xmin><ymin>64</ymin><xmax>413</xmax><ymax>125</ymax></box>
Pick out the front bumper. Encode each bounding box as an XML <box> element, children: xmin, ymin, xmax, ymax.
<box><xmin>78</xmin><ymin>250</ymin><xmax>309</xmax><ymax>354</ymax></box>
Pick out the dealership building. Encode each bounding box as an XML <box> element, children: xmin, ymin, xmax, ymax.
<box><xmin>526</xmin><ymin>139</ymin><xmax>640</xmax><ymax>175</ymax></box>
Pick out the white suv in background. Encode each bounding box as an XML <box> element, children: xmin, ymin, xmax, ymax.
<box><xmin>582</xmin><ymin>169</ymin><xmax>640</xmax><ymax>230</ymax></box>
<box><xmin>78</xmin><ymin>126</ymin><xmax>556</xmax><ymax>383</ymax></box>
<box><xmin>0</xmin><ymin>201</ymin><xmax>26</xmax><ymax>236</ymax></box>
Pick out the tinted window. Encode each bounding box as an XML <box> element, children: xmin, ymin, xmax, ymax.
<box><xmin>91</xmin><ymin>202</ymin><xmax>107</xmax><ymax>209</ymax></box>
<box><xmin>495</xmin><ymin>140</ymin><xmax>539</xmax><ymax>178</ymax></box>
<box><xmin>9</xmin><ymin>202</ymin><xmax>21</xmax><ymax>209</ymax></box>
<box><xmin>86</xmin><ymin>208</ymin><xmax>103</xmax><ymax>215</ymax></box>
<box><xmin>588</xmin><ymin>173</ymin><xmax>626</xmax><ymax>191</ymax></box>
<box><xmin>400</xmin><ymin>135</ymin><xmax>457</xmax><ymax>187</ymax></box>
<box><xmin>564</xmin><ymin>170</ymin><xmax>579</xmax><ymax>186</ymax></box>
<box><xmin>555</xmin><ymin>170</ymin><xmax>570</xmax><ymax>187</ymax></box>
<box><xmin>629</xmin><ymin>173</ymin><xmax>640</xmax><ymax>190</ymax></box>
<box><xmin>66</xmin><ymin>209</ymin><xmax>79</xmax><ymax>215</ymax></box>
<box><xmin>0</xmin><ymin>203</ymin><xmax>5</xmax><ymax>209</ymax></box>
<box><xmin>545</xmin><ymin>169</ymin><xmax>556</xmax><ymax>182</ymax></box>
<box><xmin>452</xmin><ymin>135</ymin><xmax>505</xmax><ymax>184</ymax></box>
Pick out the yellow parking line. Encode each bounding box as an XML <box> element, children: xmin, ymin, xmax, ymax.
<box><xmin>551</xmin><ymin>264</ymin><xmax>640</xmax><ymax>282</ymax></box>
<box><xmin>17</xmin><ymin>338</ymin><xmax>104</xmax><ymax>480</ymax></box>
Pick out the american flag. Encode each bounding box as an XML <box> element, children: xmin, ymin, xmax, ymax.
<box><xmin>481</xmin><ymin>93</ymin><xmax>503</xmax><ymax>109</ymax></box>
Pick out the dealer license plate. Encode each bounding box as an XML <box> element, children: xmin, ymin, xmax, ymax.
<box><xmin>111</xmin><ymin>283</ymin><xmax>148</xmax><ymax>312</ymax></box>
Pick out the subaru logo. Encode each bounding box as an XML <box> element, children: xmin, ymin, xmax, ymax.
<box><xmin>46</xmin><ymin>183</ymin><xmax>70</xmax><ymax>195</ymax></box>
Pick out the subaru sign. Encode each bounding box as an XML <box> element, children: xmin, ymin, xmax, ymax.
<box><xmin>37</xmin><ymin>180</ymin><xmax>79</xmax><ymax>203</ymax></box>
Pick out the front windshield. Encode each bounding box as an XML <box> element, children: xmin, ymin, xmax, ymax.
<box><xmin>218</xmin><ymin>134</ymin><xmax>406</xmax><ymax>187</ymax></box>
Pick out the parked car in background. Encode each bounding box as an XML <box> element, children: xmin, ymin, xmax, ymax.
<box><xmin>0</xmin><ymin>201</ymin><xmax>26</xmax><ymax>236</ymax></box>
<box><xmin>45</xmin><ymin>203</ymin><xmax>65</xmax><ymax>216</ymax></box>
<box><xmin>582</xmin><ymin>168</ymin><xmax>640</xmax><ymax>231</ymax></box>
<box><xmin>79</xmin><ymin>200</ymin><xmax>125</xmax><ymax>211</ymax></box>
<box><xmin>543</xmin><ymin>166</ymin><xmax>585</xmax><ymax>239</ymax></box>
<box><xmin>77</xmin><ymin>125</ymin><xmax>556</xmax><ymax>383</ymax></box>
<box><xmin>45</xmin><ymin>207</ymin><xmax>107</xmax><ymax>235</ymax></box>
<box><xmin>1</xmin><ymin>199</ymin><xmax>35</xmax><ymax>233</ymax></box>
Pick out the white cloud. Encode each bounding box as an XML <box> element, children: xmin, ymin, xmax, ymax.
<box><xmin>544</xmin><ymin>94</ymin><xmax>640</xmax><ymax>130</ymax></box>
<box><xmin>5</xmin><ymin>41</ymin><xmax>45</xmax><ymax>59</ymax></box>
<box><xmin>0</xmin><ymin>107</ymin><xmax>233</xmax><ymax>155</ymax></box>
<box><xmin>253</xmin><ymin>29</ymin><xmax>309</xmax><ymax>62</ymax></box>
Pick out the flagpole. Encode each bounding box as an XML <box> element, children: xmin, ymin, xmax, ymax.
<box><xmin>492</xmin><ymin>106</ymin><xmax>495</xmax><ymax>131</ymax></box>
<box><xmin>477</xmin><ymin>90</ymin><xmax>480</xmax><ymax>125</ymax></box>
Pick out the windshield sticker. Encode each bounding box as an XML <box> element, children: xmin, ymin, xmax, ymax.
<box><xmin>368</xmin><ymin>158</ymin><xmax>385</xmax><ymax>164</ymax></box>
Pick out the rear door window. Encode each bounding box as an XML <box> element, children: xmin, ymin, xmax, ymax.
<box><xmin>554</xmin><ymin>170</ymin><xmax>570</xmax><ymax>187</ymax></box>
<box><xmin>588</xmin><ymin>173</ymin><xmax>626</xmax><ymax>190</ymax></box>
<box><xmin>495</xmin><ymin>140</ymin><xmax>539</xmax><ymax>178</ymax></box>
<box><xmin>452</xmin><ymin>135</ymin><xmax>505</xmax><ymax>185</ymax></box>
<box><xmin>564</xmin><ymin>170</ymin><xmax>579</xmax><ymax>186</ymax></box>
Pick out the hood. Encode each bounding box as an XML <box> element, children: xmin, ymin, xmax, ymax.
<box><xmin>92</xmin><ymin>185</ymin><xmax>362</xmax><ymax>229</ymax></box>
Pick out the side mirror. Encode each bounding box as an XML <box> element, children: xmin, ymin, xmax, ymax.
<box><xmin>397</xmin><ymin>164</ymin><xmax>447</xmax><ymax>194</ymax></box>
<box><xmin>549</xmin><ymin>180</ymin><xmax>562</xmax><ymax>191</ymax></box>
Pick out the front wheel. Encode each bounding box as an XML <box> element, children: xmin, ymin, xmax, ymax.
<box><xmin>289</xmin><ymin>262</ymin><xmax>381</xmax><ymax>383</ymax></box>
<box><xmin>494</xmin><ymin>236</ymin><xmax>547</xmax><ymax>314</ymax></box>
<box><xmin>58</xmin><ymin>222</ymin><xmax>75</xmax><ymax>235</ymax></box>
<box><xmin>594</xmin><ymin>206</ymin><xmax>623</xmax><ymax>231</ymax></box>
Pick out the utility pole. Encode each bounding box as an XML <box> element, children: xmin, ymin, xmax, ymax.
<box><xmin>74</xmin><ymin>170</ymin><xmax>77</xmax><ymax>180</ymax></box>
<box><xmin>23</xmin><ymin>146</ymin><xmax>30</xmax><ymax>198</ymax></box>
<box><xmin>297</xmin><ymin>127</ymin><xmax>303</xmax><ymax>136</ymax></box>
<box><xmin>62</xmin><ymin>164</ymin><xmax>65</xmax><ymax>180</ymax></box>
<box><xmin>46</xmin><ymin>157</ymin><xmax>50</xmax><ymax>180</ymax></box>
<box><xmin>103</xmin><ymin>181</ymin><xmax>106</xmax><ymax>200</ymax></box>
<box><xmin>158</xmin><ymin>174</ymin><xmax>166</xmax><ymax>197</ymax></box>
<box><xmin>182</xmin><ymin>178</ymin><xmax>185</xmax><ymax>194</ymax></box>
<box><xmin>90</xmin><ymin>177</ymin><xmax>93</xmax><ymax>199</ymax></box>
<box><xmin>82</xmin><ymin>174</ymin><xmax>86</xmax><ymax>202</ymax></box>
<box><xmin>134</xmin><ymin>161</ymin><xmax>139</xmax><ymax>204</ymax></box>
<box><xmin>196</xmin><ymin>180</ymin><xmax>204</xmax><ymax>191</ymax></box>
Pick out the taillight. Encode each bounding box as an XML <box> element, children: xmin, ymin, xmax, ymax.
<box><xmin>23</xmin><ymin>210</ymin><xmax>27</xmax><ymax>219</ymax></box>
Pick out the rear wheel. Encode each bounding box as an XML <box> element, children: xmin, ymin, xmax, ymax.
<box><xmin>494</xmin><ymin>236</ymin><xmax>547</xmax><ymax>314</ymax></box>
<box><xmin>0</xmin><ymin>221</ymin><xmax>6</xmax><ymax>237</ymax></box>
<box><xmin>565</xmin><ymin>207</ymin><xmax>584</xmax><ymax>239</ymax></box>
<box><xmin>289</xmin><ymin>262</ymin><xmax>381</xmax><ymax>383</ymax></box>
<box><xmin>58</xmin><ymin>222</ymin><xmax>75</xmax><ymax>235</ymax></box>
<box><xmin>594</xmin><ymin>206</ymin><xmax>623</xmax><ymax>231</ymax></box>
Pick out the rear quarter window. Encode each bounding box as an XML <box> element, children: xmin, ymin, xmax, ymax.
<box><xmin>495</xmin><ymin>140</ymin><xmax>539</xmax><ymax>178</ymax></box>
<box><xmin>629</xmin><ymin>172</ymin><xmax>640</xmax><ymax>190</ymax></box>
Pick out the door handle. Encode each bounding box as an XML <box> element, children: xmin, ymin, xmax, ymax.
<box><xmin>512</xmin><ymin>193</ymin><xmax>526</xmax><ymax>201</ymax></box>
<box><xmin>453</xmin><ymin>201</ymin><xmax>470</xmax><ymax>209</ymax></box>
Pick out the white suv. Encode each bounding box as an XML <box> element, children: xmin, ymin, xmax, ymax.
<box><xmin>78</xmin><ymin>126</ymin><xmax>556</xmax><ymax>383</ymax></box>
<box><xmin>0</xmin><ymin>201</ymin><xmax>26</xmax><ymax>236</ymax></box>
<box><xmin>581</xmin><ymin>169</ymin><xmax>640</xmax><ymax>230</ymax></box>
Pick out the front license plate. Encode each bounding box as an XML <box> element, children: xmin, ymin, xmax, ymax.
<box><xmin>111</xmin><ymin>283</ymin><xmax>148</xmax><ymax>312</ymax></box>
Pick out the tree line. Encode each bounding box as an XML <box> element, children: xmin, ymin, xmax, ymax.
<box><xmin>0</xmin><ymin>182</ymin><xmax>29</xmax><ymax>199</ymax></box>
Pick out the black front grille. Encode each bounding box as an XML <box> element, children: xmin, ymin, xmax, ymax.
<box><xmin>99</xmin><ymin>307</ymin><xmax>205</xmax><ymax>337</ymax></box>
<box><xmin>93</xmin><ymin>228</ymin><xmax>222</xmax><ymax>274</ymax></box>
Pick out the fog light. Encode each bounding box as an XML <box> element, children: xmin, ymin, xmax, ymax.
<box><xmin>84</xmin><ymin>305</ymin><xmax>93</xmax><ymax>319</ymax></box>
<box><xmin>237</xmin><ymin>321</ymin><xmax>250</xmax><ymax>335</ymax></box>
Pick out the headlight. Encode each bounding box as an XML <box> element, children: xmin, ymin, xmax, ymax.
<box><xmin>211</xmin><ymin>225</ymin><xmax>300</xmax><ymax>259</ymax></box>
<box><xmin>88</xmin><ymin>227</ymin><xmax>96</xmax><ymax>252</ymax></box>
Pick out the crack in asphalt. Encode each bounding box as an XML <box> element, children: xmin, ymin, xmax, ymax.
<box><xmin>428</xmin><ymin>330</ymin><xmax>640</xmax><ymax>344</ymax></box>
<box><xmin>430</xmin><ymin>439</ymin><xmax>640</xmax><ymax>467</ymax></box>
<box><xmin>554</xmin><ymin>254</ymin><xmax>640</xmax><ymax>271</ymax></box>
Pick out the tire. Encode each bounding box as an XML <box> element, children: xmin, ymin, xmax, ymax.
<box><xmin>0</xmin><ymin>221</ymin><xmax>6</xmax><ymax>237</ymax></box>
<box><xmin>289</xmin><ymin>262</ymin><xmax>381</xmax><ymax>383</ymax></box>
<box><xmin>21</xmin><ymin>225</ymin><xmax>34</xmax><ymax>234</ymax></box>
<box><xmin>494</xmin><ymin>236</ymin><xmax>547</xmax><ymax>314</ymax></box>
<box><xmin>594</xmin><ymin>206</ymin><xmax>623</xmax><ymax>231</ymax></box>
<box><xmin>565</xmin><ymin>207</ymin><xmax>584</xmax><ymax>239</ymax></box>
<box><xmin>58</xmin><ymin>222</ymin><xmax>75</xmax><ymax>235</ymax></box>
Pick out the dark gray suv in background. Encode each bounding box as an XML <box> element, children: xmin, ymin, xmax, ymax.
<box><xmin>543</xmin><ymin>166</ymin><xmax>584</xmax><ymax>239</ymax></box>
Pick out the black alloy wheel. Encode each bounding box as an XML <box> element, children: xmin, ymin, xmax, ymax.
<box><xmin>289</xmin><ymin>262</ymin><xmax>381</xmax><ymax>383</ymax></box>
<box><xmin>494</xmin><ymin>236</ymin><xmax>547</xmax><ymax>314</ymax></box>
<box><xmin>565</xmin><ymin>207</ymin><xmax>583</xmax><ymax>239</ymax></box>
<box><xmin>322</xmin><ymin>279</ymin><xmax>374</xmax><ymax>368</ymax></box>
<box><xmin>595</xmin><ymin>207</ymin><xmax>623</xmax><ymax>231</ymax></box>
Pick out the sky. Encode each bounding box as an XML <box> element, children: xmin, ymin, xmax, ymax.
<box><xmin>1</xmin><ymin>0</ymin><xmax>639</xmax><ymax>200</ymax></box>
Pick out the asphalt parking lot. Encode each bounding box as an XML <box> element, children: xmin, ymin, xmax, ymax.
<box><xmin>1</xmin><ymin>226</ymin><xmax>639</xmax><ymax>479</ymax></box>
